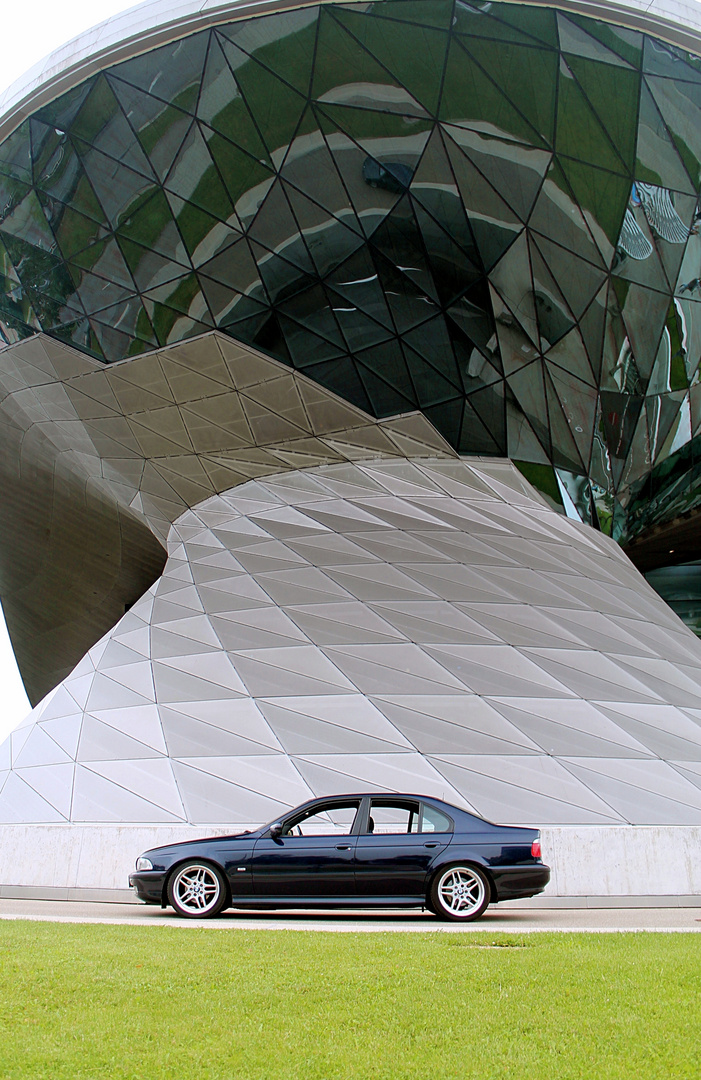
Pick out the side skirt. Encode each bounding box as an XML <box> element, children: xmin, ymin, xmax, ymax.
<box><xmin>228</xmin><ymin>895</ymin><xmax>426</xmax><ymax>910</ymax></box>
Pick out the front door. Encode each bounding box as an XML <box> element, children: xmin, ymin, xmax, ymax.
<box><xmin>251</xmin><ymin>799</ymin><xmax>360</xmax><ymax>899</ymax></box>
<box><xmin>354</xmin><ymin>798</ymin><xmax>451</xmax><ymax>899</ymax></box>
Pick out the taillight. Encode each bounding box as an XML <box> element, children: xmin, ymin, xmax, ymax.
<box><xmin>531</xmin><ymin>839</ymin><xmax>541</xmax><ymax>860</ymax></box>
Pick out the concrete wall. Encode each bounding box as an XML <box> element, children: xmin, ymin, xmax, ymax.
<box><xmin>543</xmin><ymin>826</ymin><xmax>701</xmax><ymax>896</ymax></box>
<box><xmin>2</xmin><ymin>824</ymin><xmax>700</xmax><ymax>898</ymax></box>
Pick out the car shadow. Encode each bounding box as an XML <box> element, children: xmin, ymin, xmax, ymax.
<box><xmin>149</xmin><ymin>905</ymin><xmax>537</xmax><ymax>926</ymax></box>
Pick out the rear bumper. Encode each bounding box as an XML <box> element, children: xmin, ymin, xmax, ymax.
<box><xmin>492</xmin><ymin>864</ymin><xmax>551</xmax><ymax>901</ymax></box>
<box><xmin>129</xmin><ymin>871</ymin><xmax>166</xmax><ymax>905</ymax></box>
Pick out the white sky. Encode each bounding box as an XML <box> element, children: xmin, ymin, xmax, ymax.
<box><xmin>3</xmin><ymin>1</ymin><xmax>135</xmax><ymax>96</ymax></box>
<box><xmin>0</xmin><ymin>1</ymin><xmax>138</xmax><ymax>743</ymax></box>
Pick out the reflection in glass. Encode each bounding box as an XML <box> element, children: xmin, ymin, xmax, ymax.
<box><xmin>1</xmin><ymin>1</ymin><xmax>701</xmax><ymax>549</ymax></box>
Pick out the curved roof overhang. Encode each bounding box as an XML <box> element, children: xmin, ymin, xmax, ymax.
<box><xmin>2</xmin><ymin>0</ymin><xmax>701</xmax><ymax>144</ymax></box>
<box><xmin>0</xmin><ymin>328</ymin><xmax>457</xmax><ymax>704</ymax></box>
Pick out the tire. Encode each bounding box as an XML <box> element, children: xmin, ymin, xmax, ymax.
<box><xmin>429</xmin><ymin>864</ymin><xmax>490</xmax><ymax>922</ymax></box>
<box><xmin>167</xmin><ymin>861</ymin><xmax>229</xmax><ymax>919</ymax></box>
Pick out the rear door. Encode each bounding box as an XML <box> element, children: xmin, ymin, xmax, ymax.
<box><xmin>354</xmin><ymin>799</ymin><xmax>452</xmax><ymax>899</ymax></box>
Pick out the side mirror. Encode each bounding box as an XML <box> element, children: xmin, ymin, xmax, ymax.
<box><xmin>269</xmin><ymin>822</ymin><xmax>283</xmax><ymax>838</ymax></box>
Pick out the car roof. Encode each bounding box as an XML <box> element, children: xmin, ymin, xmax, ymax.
<box><xmin>285</xmin><ymin>792</ymin><xmax>476</xmax><ymax>818</ymax></box>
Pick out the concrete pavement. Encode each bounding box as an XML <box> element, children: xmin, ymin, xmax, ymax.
<box><xmin>1</xmin><ymin>897</ymin><xmax>700</xmax><ymax>931</ymax></box>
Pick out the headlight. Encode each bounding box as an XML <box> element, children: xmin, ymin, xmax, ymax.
<box><xmin>136</xmin><ymin>856</ymin><xmax>153</xmax><ymax>871</ymax></box>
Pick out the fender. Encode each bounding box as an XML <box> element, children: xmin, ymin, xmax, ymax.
<box><xmin>425</xmin><ymin>834</ymin><xmax>540</xmax><ymax>900</ymax></box>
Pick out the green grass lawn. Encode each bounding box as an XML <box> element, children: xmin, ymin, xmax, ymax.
<box><xmin>0</xmin><ymin>922</ymin><xmax>699</xmax><ymax>1079</ymax></box>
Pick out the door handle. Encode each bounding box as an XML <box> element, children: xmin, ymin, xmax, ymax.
<box><xmin>424</xmin><ymin>842</ymin><xmax>439</xmax><ymax>848</ymax></box>
<box><xmin>336</xmin><ymin>844</ymin><xmax>352</xmax><ymax>850</ymax></box>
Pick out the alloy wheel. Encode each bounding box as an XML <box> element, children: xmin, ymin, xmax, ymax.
<box><xmin>432</xmin><ymin>865</ymin><xmax>489</xmax><ymax>921</ymax></box>
<box><xmin>169</xmin><ymin>862</ymin><xmax>227</xmax><ymax>918</ymax></box>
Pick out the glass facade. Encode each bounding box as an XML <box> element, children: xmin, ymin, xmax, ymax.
<box><xmin>646</xmin><ymin>561</ymin><xmax>701</xmax><ymax>635</ymax></box>
<box><xmin>1</xmin><ymin>0</ymin><xmax>701</xmax><ymax>544</ymax></box>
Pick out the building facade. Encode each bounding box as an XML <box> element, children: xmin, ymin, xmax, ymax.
<box><xmin>3</xmin><ymin>0</ymin><xmax>701</xmax><ymax>894</ymax></box>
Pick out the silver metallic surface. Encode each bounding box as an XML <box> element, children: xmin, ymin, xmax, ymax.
<box><xmin>4</xmin><ymin>0</ymin><xmax>701</xmax><ymax>868</ymax></box>
<box><xmin>0</xmin><ymin>332</ymin><xmax>453</xmax><ymax>703</ymax></box>
<box><xmin>4</xmin><ymin>456</ymin><xmax>701</xmax><ymax>829</ymax></box>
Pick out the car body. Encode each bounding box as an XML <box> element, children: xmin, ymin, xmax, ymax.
<box><xmin>129</xmin><ymin>793</ymin><xmax>550</xmax><ymax>921</ymax></box>
<box><xmin>362</xmin><ymin>157</ymin><xmax>413</xmax><ymax>194</ymax></box>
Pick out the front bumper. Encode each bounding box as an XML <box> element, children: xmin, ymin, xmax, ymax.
<box><xmin>129</xmin><ymin>870</ymin><xmax>167</xmax><ymax>905</ymax></box>
<box><xmin>492</xmin><ymin>864</ymin><xmax>551</xmax><ymax>901</ymax></box>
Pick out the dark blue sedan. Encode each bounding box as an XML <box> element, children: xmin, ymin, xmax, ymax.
<box><xmin>129</xmin><ymin>794</ymin><xmax>550</xmax><ymax>921</ymax></box>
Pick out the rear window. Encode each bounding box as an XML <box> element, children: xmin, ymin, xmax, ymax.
<box><xmin>420</xmin><ymin>804</ymin><xmax>453</xmax><ymax>833</ymax></box>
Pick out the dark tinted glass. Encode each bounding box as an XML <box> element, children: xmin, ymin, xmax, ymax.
<box><xmin>1</xmin><ymin>0</ymin><xmax>701</xmax><ymax>549</ymax></box>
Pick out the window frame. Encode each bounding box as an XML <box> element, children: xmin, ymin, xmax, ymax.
<box><xmin>278</xmin><ymin>798</ymin><xmax>363</xmax><ymax>837</ymax></box>
<box><xmin>359</xmin><ymin>797</ymin><xmax>455</xmax><ymax>836</ymax></box>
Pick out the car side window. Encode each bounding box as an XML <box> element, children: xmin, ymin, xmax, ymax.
<box><xmin>420</xmin><ymin>805</ymin><xmax>453</xmax><ymax>834</ymax></box>
<box><xmin>282</xmin><ymin>801</ymin><xmax>360</xmax><ymax>836</ymax></box>
<box><xmin>367</xmin><ymin>800</ymin><xmax>421</xmax><ymax>834</ymax></box>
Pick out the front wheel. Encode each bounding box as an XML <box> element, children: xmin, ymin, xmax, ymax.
<box><xmin>167</xmin><ymin>861</ymin><xmax>229</xmax><ymax>918</ymax></box>
<box><xmin>430</xmin><ymin>864</ymin><xmax>490</xmax><ymax>922</ymax></box>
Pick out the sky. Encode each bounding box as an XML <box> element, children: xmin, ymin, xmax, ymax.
<box><xmin>0</xmin><ymin>1</ymin><xmax>139</xmax><ymax>743</ymax></box>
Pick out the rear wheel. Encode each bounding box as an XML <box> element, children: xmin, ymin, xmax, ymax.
<box><xmin>167</xmin><ymin>861</ymin><xmax>229</xmax><ymax>919</ymax></box>
<box><xmin>430</xmin><ymin>864</ymin><xmax>490</xmax><ymax>922</ymax></box>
